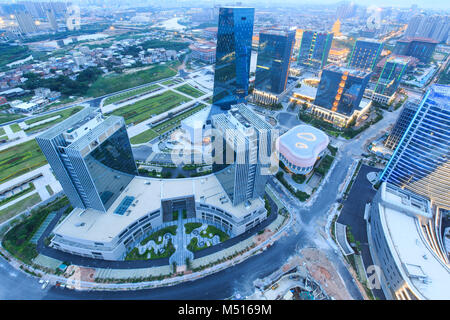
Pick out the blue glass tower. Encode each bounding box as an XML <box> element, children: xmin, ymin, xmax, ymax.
<box><xmin>255</xmin><ymin>30</ymin><xmax>295</xmax><ymax>94</ymax></box>
<box><xmin>314</xmin><ymin>65</ymin><xmax>371</xmax><ymax>116</ymax></box>
<box><xmin>212</xmin><ymin>7</ymin><xmax>254</xmax><ymax>110</ymax></box>
<box><xmin>373</xmin><ymin>56</ymin><xmax>408</xmax><ymax>96</ymax></box>
<box><xmin>348</xmin><ymin>39</ymin><xmax>384</xmax><ymax>71</ymax></box>
<box><xmin>298</xmin><ymin>30</ymin><xmax>333</xmax><ymax>70</ymax></box>
<box><xmin>380</xmin><ymin>85</ymin><xmax>450</xmax><ymax>210</ymax></box>
<box><xmin>36</xmin><ymin>108</ymin><xmax>138</xmax><ymax>212</ymax></box>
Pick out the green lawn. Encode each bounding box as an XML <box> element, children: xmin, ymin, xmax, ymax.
<box><xmin>175</xmin><ymin>84</ymin><xmax>205</xmax><ymax>98</ymax></box>
<box><xmin>2</xmin><ymin>196</ymin><xmax>69</xmax><ymax>264</ymax></box>
<box><xmin>0</xmin><ymin>127</ymin><xmax>5</xmax><ymax>135</ymax></box>
<box><xmin>87</xmin><ymin>64</ymin><xmax>178</xmax><ymax>97</ymax></box>
<box><xmin>0</xmin><ymin>183</ymin><xmax>35</xmax><ymax>208</ymax></box>
<box><xmin>23</xmin><ymin>106</ymin><xmax>83</xmax><ymax>134</ymax></box>
<box><xmin>103</xmin><ymin>84</ymin><xmax>161</xmax><ymax>106</ymax></box>
<box><xmin>0</xmin><ymin>192</ymin><xmax>41</xmax><ymax>224</ymax></box>
<box><xmin>125</xmin><ymin>239</ymin><xmax>175</xmax><ymax>260</ymax></box>
<box><xmin>0</xmin><ymin>140</ymin><xmax>47</xmax><ymax>184</ymax></box>
<box><xmin>10</xmin><ymin>123</ymin><xmax>21</xmax><ymax>133</ymax></box>
<box><xmin>129</xmin><ymin>104</ymin><xmax>207</xmax><ymax>144</ymax></box>
<box><xmin>109</xmin><ymin>90</ymin><xmax>191</xmax><ymax>125</ymax></box>
<box><xmin>0</xmin><ymin>114</ymin><xmax>26</xmax><ymax>126</ymax></box>
<box><xmin>140</xmin><ymin>225</ymin><xmax>178</xmax><ymax>246</ymax></box>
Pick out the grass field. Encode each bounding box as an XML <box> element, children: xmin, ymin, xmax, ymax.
<box><xmin>10</xmin><ymin>123</ymin><xmax>21</xmax><ymax>133</ymax></box>
<box><xmin>0</xmin><ymin>113</ymin><xmax>26</xmax><ymax>126</ymax></box>
<box><xmin>175</xmin><ymin>84</ymin><xmax>205</xmax><ymax>98</ymax></box>
<box><xmin>0</xmin><ymin>140</ymin><xmax>47</xmax><ymax>184</ymax></box>
<box><xmin>0</xmin><ymin>192</ymin><xmax>41</xmax><ymax>224</ymax></box>
<box><xmin>109</xmin><ymin>90</ymin><xmax>191</xmax><ymax>125</ymax></box>
<box><xmin>130</xmin><ymin>104</ymin><xmax>207</xmax><ymax>144</ymax></box>
<box><xmin>24</xmin><ymin>106</ymin><xmax>83</xmax><ymax>134</ymax></box>
<box><xmin>103</xmin><ymin>84</ymin><xmax>161</xmax><ymax>106</ymax></box>
<box><xmin>0</xmin><ymin>127</ymin><xmax>5</xmax><ymax>135</ymax></box>
<box><xmin>87</xmin><ymin>64</ymin><xmax>178</xmax><ymax>97</ymax></box>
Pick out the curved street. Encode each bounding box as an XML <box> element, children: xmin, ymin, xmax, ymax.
<box><xmin>0</xmin><ymin>106</ymin><xmax>402</xmax><ymax>300</ymax></box>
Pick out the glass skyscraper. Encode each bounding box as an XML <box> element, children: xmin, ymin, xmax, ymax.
<box><xmin>314</xmin><ymin>65</ymin><xmax>371</xmax><ymax>116</ymax></box>
<box><xmin>372</xmin><ymin>56</ymin><xmax>408</xmax><ymax>97</ymax></box>
<box><xmin>254</xmin><ymin>30</ymin><xmax>295</xmax><ymax>95</ymax></box>
<box><xmin>380</xmin><ymin>85</ymin><xmax>450</xmax><ymax>210</ymax></box>
<box><xmin>384</xmin><ymin>100</ymin><xmax>419</xmax><ymax>150</ymax></box>
<box><xmin>347</xmin><ymin>39</ymin><xmax>384</xmax><ymax>71</ymax></box>
<box><xmin>212</xmin><ymin>7</ymin><xmax>254</xmax><ymax>109</ymax></box>
<box><xmin>36</xmin><ymin>108</ymin><xmax>138</xmax><ymax>212</ymax></box>
<box><xmin>298</xmin><ymin>30</ymin><xmax>333</xmax><ymax>70</ymax></box>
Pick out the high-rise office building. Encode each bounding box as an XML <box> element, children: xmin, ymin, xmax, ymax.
<box><xmin>212</xmin><ymin>103</ymin><xmax>274</xmax><ymax>206</ymax></box>
<box><xmin>253</xmin><ymin>30</ymin><xmax>295</xmax><ymax>104</ymax></box>
<box><xmin>384</xmin><ymin>100</ymin><xmax>419</xmax><ymax>150</ymax></box>
<box><xmin>46</xmin><ymin>8</ymin><xmax>57</xmax><ymax>31</ymax></box>
<box><xmin>375</xmin><ymin>58</ymin><xmax>409</xmax><ymax>94</ymax></box>
<box><xmin>380</xmin><ymin>85</ymin><xmax>450</xmax><ymax>210</ymax></box>
<box><xmin>15</xmin><ymin>11</ymin><xmax>38</xmax><ymax>35</ymax></box>
<box><xmin>298</xmin><ymin>30</ymin><xmax>333</xmax><ymax>70</ymax></box>
<box><xmin>36</xmin><ymin>108</ymin><xmax>138</xmax><ymax>213</ymax></box>
<box><xmin>314</xmin><ymin>65</ymin><xmax>371</xmax><ymax>116</ymax></box>
<box><xmin>347</xmin><ymin>39</ymin><xmax>384</xmax><ymax>71</ymax></box>
<box><xmin>212</xmin><ymin>7</ymin><xmax>254</xmax><ymax>109</ymax></box>
<box><xmin>394</xmin><ymin>38</ymin><xmax>438</xmax><ymax>63</ymax></box>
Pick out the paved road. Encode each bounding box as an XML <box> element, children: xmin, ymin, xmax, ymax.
<box><xmin>0</xmin><ymin>107</ymin><xmax>402</xmax><ymax>300</ymax></box>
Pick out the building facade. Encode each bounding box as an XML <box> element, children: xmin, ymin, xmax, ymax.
<box><xmin>298</xmin><ymin>30</ymin><xmax>333</xmax><ymax>70</ymax></box>
<box><xmin>36</xmin><ymin>108</ymin><xmax>138</xmax><ymax>213</ymax></box>
<box><xmin>384</xmin><ymin>100</ymin><xmax>419</xmax><ymax>150</ymax></box>
<box><xmin>365</xmin><ymin>56</ymin><xmax>409</xmax><ymax>104</ymax></box>
<box><xmin>367</xmin><ymin>183</ymin><xmax>450</xmax><ymax>300</ymax></box>
<box><xmin>393</xmin><ymin>38</ymin><xmax>438</xmax><ymax>63</ymax></box>
<box><xmin>254</xmin><ymin>30</ymin><xmax>295</xmax><ymax>96</ymax></box>
<box><xmin>212</xmin><ymin>103</ymin><xmax>274</xmax><ymax>206</ymax></box>
<box><xmin>212</xmin><ymin>7</ymin><xmax>255</xmax><ymax>109</ymax></box>
<box><xmin>314</xmin><ymin>65</ymin><xmax>371</xmax><ymax>119</ymax></box>
<box><xmin>347</xmin><ymin>39</ymin><xmax>384</xmax><ymax>71</ymax></box>
<box><xmin>380</xmin><ymin>84</ymin><xmax>450</xmax><ymax>211</ymax></box>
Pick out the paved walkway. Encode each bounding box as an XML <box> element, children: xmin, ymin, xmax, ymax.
<box><xmin>169</xmin><ymin>210</ymin><xmax>193</xmax><ymax>266</ymax></box>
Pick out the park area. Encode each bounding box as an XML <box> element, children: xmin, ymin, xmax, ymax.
<box><xmin>102</xmin><ymin>84</ymin><xmax>161</xmax><ymax>106</ymax></box>
<box><xmin>0</xmin><ymin>139</ymin><xmax>47</xmax><ymax>184</ymax></box>
<box><xmin>125</xmin><ymin>225</ymin><xmax>177</xmax><ymax>261</ymax></box>
<box><xmin>86</xmin><ymin>64</ymin><xmax>178</xmax><ymax>97</ymax></box>
<box><xmin>175</xmin><ymin>84</ymin><xmax>205</xmax><ymax>98</ymax></box>
<box><xmin>23</xmin><ymin>106</ymin><xmax>84</xmax><ymax>134</ymax></box>
<box><xmin>1</xmin><ymin>196</ymin><xmax>70</xmax><ymax>264</ymax></box>
<box><xmin>129</xmin><ymin>104</ymin><xmax>207</xmax><ymax>144</ymax></box>
<box><xmin>108</xmin><ymin>90</ymin><xmax>191</xmax><ymax>125</ymax></box>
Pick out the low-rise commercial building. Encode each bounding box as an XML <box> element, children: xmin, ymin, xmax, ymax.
<box><xmin>276</xmin><ymin>125</ymin><xmax>329</xmax><ymax>174</ymax></box>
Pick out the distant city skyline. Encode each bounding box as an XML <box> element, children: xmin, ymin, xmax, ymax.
<box><xmin>0</xmin><ymin>0</ymin><xmax>449</xmax><ymax>11</ymax></box>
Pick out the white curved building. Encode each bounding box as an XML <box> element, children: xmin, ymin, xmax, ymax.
<box><xmin>276</xmin><ymin>125</ymin><xmax>329</xmax><ymax>174</ymax></box>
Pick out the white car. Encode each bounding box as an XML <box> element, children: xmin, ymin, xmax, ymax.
<box><xmin>38</xmin><ymin>279</ymin><xmax>44</xmax><ymax>284</ymax></box>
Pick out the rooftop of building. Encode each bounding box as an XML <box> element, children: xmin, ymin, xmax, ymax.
<box><xmin>356</xmin><ymin>38</ymin><xmax>383</xmax><ymax>44</ymax></box>
<box><xmin>277</xmin><ymin>124</ymin><xmax>329</xmax><ymax>164</ymax></box>
<box><xmin>376</xmin><ymin>54</ymin><xmax>418</xmax><ymax>69</ymax></box>
<box><xmin>259</xmin><ymin>29</ymin><xmax>293</xmax><ymax>37</ymax></box>
<box><xmin>53</xmin><ymin>174</ymin><xmax>264</xmax><ymax>243</ymax></box>
<box><xmin>378</xmin><ymin>183</ymin><xmax>450</xmax><ymax>300</ymax></box>
<box><xmin>398</xmin><ymin>37</ymin><xmax>439</xmax><ymax>44</ymax></box>
<box><xmin>324</xmin><ymin>64</ymin><xmax>371</xmax><ymax>78</ymax></box>
<box><xmin>181</xmin><ymin>105</ymin><xmax>211</xmax><ymax>129</ymax></box>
